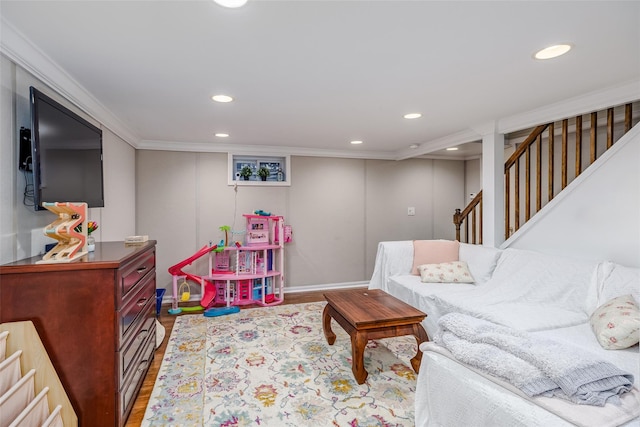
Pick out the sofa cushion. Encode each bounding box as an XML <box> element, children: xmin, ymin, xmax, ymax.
<box><xmin>590</xmin><ymin>294</ymin><xmax>640</xmax><ymax>350</ymax></box>
<box><xmin>386</xmin><ymin>274</ymin><xmax>476</xmax><ymax>337</ymax></box>
<box><xmin>486</xmin><ymin>248</ymin><xmax>598</xmax><ymax>315</ymax></box>
<box><xmin>418</xmin><ymin>261</ymin><xmax>475</xmax><ymax>283</ymax></box>
<box><xmin>600</xmin><ymin>263</ymin><xmax>640</xmax><ymax>305</ymax></box>
<box><xmin>459</xmin><ymin>243</ymin><xmax>502</xmax><ymax>285</ymax></box>
<box><xmin>411</xmin><ymin>240</ymin><xmax>459</xmax><ymax>275</ymax></box>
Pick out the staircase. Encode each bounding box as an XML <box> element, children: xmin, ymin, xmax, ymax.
<box><xmin>454</xmin><ymin>101</ymin><xmax>638</xmax><ymax>244</ymax></box>
<box><xmin>0</xmin><ymin>322</ymin><xmax>77</xmax><ymax>427</ymax></box>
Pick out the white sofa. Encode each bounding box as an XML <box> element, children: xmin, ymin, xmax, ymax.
<box><xmin>368</xmin><ymin>241</ymin><xmax>640</xmax><ymax>427</ymax></box>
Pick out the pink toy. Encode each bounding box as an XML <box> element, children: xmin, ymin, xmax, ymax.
<box><xmin>168</xmin><ymin>214</ymin><xmax>287</xmax><ymax>312</ymax></box>
<box><xmin>168</xmin><ymin>244</ymin><xmax>219</xmax><ymax>311</ymax></box>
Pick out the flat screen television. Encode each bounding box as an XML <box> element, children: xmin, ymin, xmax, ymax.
<box><xmin>29</xmin><ymin>86</ymin><xmax>104</xmax><ymax>210</ymax></box>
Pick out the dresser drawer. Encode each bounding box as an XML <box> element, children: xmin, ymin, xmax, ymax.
<box><xmin>119</xmin><ymin>321</ymin><xmax>156</xmax><ymax>425</ymax></box>
<box><xmin>119</xmin><ymin>250</ymin><xmax>155</xmax><ymax>302</ymax></box>
<box><xmin>118</xmin><ymin>297</ymin><xmax>155</xmax><ymax>383</ymax></box>
<box><xmin>119</xmin><ymin>272</ymin><xmax>155</xmax><ymax>346</ymax></box>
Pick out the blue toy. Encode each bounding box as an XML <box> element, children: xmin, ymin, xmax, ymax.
<box><xmin>254</xmin><ymin>209</ymin><xmax>271</xmax><ymax>216</ymax></box>
<box><xmin>204</xmin><ymin>306</ymin><xmax>240</xmax><ymax>317</ymax></box>
<box><xmin>214</xmin><ymin>240</ymin><xmax>225</xmax><ymax>252</ymax></box>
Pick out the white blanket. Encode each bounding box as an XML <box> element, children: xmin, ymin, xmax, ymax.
<box><xmin>435</xmin><ymin>313</ymin><xmax>634</xmax><ymax>406</ymax></box>
<box><xmin>368</xmin><ymin>240</ymin><xmax>414</xmax><ymax>292</ymax></box>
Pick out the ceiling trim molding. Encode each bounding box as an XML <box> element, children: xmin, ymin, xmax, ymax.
<box><xmin>394</xmin><ymin>129</ymin><xmax>481</xmax><ymax>161</ymax></box>
<box><xmin>0</xmin><ymin>17</ymin><xmax>141</xmax><ymax>147</ymax></box>
<box><xmin>419</xmin><ymin>154</ymin><xmax>482</xmax><ymax>161</ymax></box>
<box><xmin>497</xmin><ymin>79</ymin><xmax>640</xmax><ymax>135</ymax></box>
<box><xmin>136</xmin><ymin>139</ymin><xmax>399</xmax><ymax>160</ymax></box>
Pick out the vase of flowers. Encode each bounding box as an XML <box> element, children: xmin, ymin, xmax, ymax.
<box><xmin>76</xmin><ymin>221</ymin><xmax>99</xmax><ymax>252</ymax></box>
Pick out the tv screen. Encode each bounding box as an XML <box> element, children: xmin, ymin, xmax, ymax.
<box><xmin>30</xmin><ymin>86</ymin><xmax>104</xmax><ymax>210</ymax></box>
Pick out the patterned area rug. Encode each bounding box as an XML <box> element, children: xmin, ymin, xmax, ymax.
<box><xmin>142</xmin><ymin>302</ymin><xmax>418</xmax><ymax>426</ymax></box>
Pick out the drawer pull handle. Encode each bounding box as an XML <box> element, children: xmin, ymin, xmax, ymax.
<box><xmin>136</xmin><ymin>298</ymin><xmax>147</xmax><ymax>307</ymax></box>
<box><xmin>136</xmin><ymin>266</ymin><xmax>148</xmax><ymax>274</ymax></box>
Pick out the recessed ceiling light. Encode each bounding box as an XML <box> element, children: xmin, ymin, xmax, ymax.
<box><xmin>213</xmin><ymin>0</ymin><xmax>248</xmax><ymax>8</ymax></box>
<box><xmin>409</xmin><ymin>144</ymin><xmax>419</xmax><ymax>149</ymax></box>
<box><xmin>215</xmin><ymin>133</ymin><xmax>229</xmax><ymax>138</ymax></box>
<box><xmin>404</xmin><ymin>113</ymin><xmax>422</xmax><ymax>119</ymax></box>
<box><xmin>212</xmin><ymin>94</ymin><xmax>233</xmax><ymax>103</ymax></box>
<box><xmin>446</xmin><ymin>147</ymin><xmax>459</xmax><ymax>151</ymax></box>
<box><xmin>533</xmin><ymin>44</ymin><xmax>572</xmax><ymax>60</ymax></box>
<box><xmin>350</xmin><ymin>140</ymin><xmax>363</xmax><ymax>145</ymax></box>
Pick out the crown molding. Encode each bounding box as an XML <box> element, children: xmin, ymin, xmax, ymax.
<box><xmin>394</xmin><ymin>129</ymin><xmax>481</xmax><ymax>161</ymax></box>
<box><xmin>0</xmin><ymin>17</ymin><xmax>141</xmax><ymax>147</ymax></box>
<box><xmin>136</xmin><ymin>139</ymin><xmax>399</xmax><ymax>160</ymax></box>
<box><xmin>498</xmin><ymin>79</ymin><xmax>640</xmax><ymax>135</ymax></box>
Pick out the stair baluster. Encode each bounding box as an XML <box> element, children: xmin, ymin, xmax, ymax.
<box><xmin>453</xmin><ymin>102</ymin><xmax>637</xmax><ymax>243</ymax></box>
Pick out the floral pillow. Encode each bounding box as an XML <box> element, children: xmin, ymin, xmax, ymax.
<box><xmin>417</xmin><ymin>261</ymin><xmax>475</xmax><ymax>283</ymax></box>
<box><xmin>589</xmin><ymin>294</ymin><xmax>640</xmax><ymax>350</ymax></box>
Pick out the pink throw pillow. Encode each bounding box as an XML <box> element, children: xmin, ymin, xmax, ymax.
<box><xmin>411</xmin><ymin>240</ymin><xmax>460</xmax><ymax>275</ymax></box>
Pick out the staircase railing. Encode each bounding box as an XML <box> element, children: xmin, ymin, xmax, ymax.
<box><xmin>454</xmin><ymin>191</ymin><xmax>482</xmax><ymax>244</ymax></box>
<box><xmin>454</xmin><ymin>102</ymin><xmax>636</xmax><ymax>244</ymax></box>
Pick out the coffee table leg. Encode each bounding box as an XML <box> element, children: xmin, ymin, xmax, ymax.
<box><xmin>410</xmin><ymin>323</ymin><xmax>430</xmax><ymax>373</ymax></box>
<box><xmin>322</xmin><ymin>304</ymin><xmax>336</xmax><ymax>345</ymax></box>
<box><xmin>351</xmin><ymin>331</ymin><xmax>368</xmax><ymax>384</ymax></box>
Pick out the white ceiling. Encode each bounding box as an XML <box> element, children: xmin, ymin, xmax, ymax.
<box><xmin>1</xmin><ymin>1</ymin><xmax>639</xmax><ymax>160</ymax></box>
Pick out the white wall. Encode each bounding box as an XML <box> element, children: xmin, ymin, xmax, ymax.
<box><xmin>0</xmin><ymin>56</ymin><xmax>136</xmax><ymax>262</ymax></box>
<box><xmin>0</xmin><ymin>56</ymin><xmax>17</xmax><ymax>264</ymax></box>
<box><xmin>464</xmin><ymin>158</ymin><xmax>481</xmax><ymax>202</ymax></box>
<box><xmin>99</xmin><ymin>129</ymin><xmax>137</xmax><ymax>241</ymax></box>
<box><xmin>289</xmin><ymin>157</ymin><xmax>366</xmax><ymax>286</ymax></box>
<box><xmin>365</xmin><ymin>158</ymin><xmax>464</xmax><ymax>278</ymax></box>
<box><xmin>136</xmin><ymin>151</ymin><xmax>466</xmax><ymax>291</ymax></box>
<box><xmin>507</xmin><ymin>125</ymin><xmax>640</xmax><ymax>267</ymax></box>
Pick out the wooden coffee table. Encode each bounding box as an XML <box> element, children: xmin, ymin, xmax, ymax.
<box><xmin>322</xmin><ymin>288</ymin><xmax>429</xmax><ymax>384</ymax></box>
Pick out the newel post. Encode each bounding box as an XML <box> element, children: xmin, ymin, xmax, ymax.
<box><xmin>453</xmin><ymin>208</ymin><xmax>462</xmax><ymax>242</ymax></box>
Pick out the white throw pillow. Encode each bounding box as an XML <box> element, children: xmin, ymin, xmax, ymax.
<box><xmin>459</xmin><ymin>243</ymin><xmax>502</xmax><ymax>285</ymax></box>
<box><xmin>418</xmin><ymin>261</ymin><xmax>475</xmax><ymax>283</ymax></box>
<box><xmin>600</xmin><ymin>263</ymin><xmax>640</xmax><ymax>306</ymax></box>
<box><xmin>590</xmin><ymin>294</ymin><xmax>640</xmax><ymax>350</ymax></box>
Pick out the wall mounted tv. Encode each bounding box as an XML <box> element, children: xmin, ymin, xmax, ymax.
<box><xmin>29</xmin><ymin>86</ymin><xmax>104</xmax><ymax>211</ymax></box>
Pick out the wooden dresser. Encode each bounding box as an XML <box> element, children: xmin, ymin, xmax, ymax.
<box><xmin>0</xmin><ymin>241</ymin><xmax>157</xmax><ymax>427</ymax></box>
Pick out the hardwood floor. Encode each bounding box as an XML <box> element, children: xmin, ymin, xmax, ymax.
<box><xmin>124</xmin><ymin>289</ymin><xmax>331</xmax><ymax>427</ymax></box>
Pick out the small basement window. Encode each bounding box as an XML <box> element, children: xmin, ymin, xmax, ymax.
<box><xmin>228</xmin><ymin>154</ymin><xmax>291</xmax><ymax>186</ymax></box>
